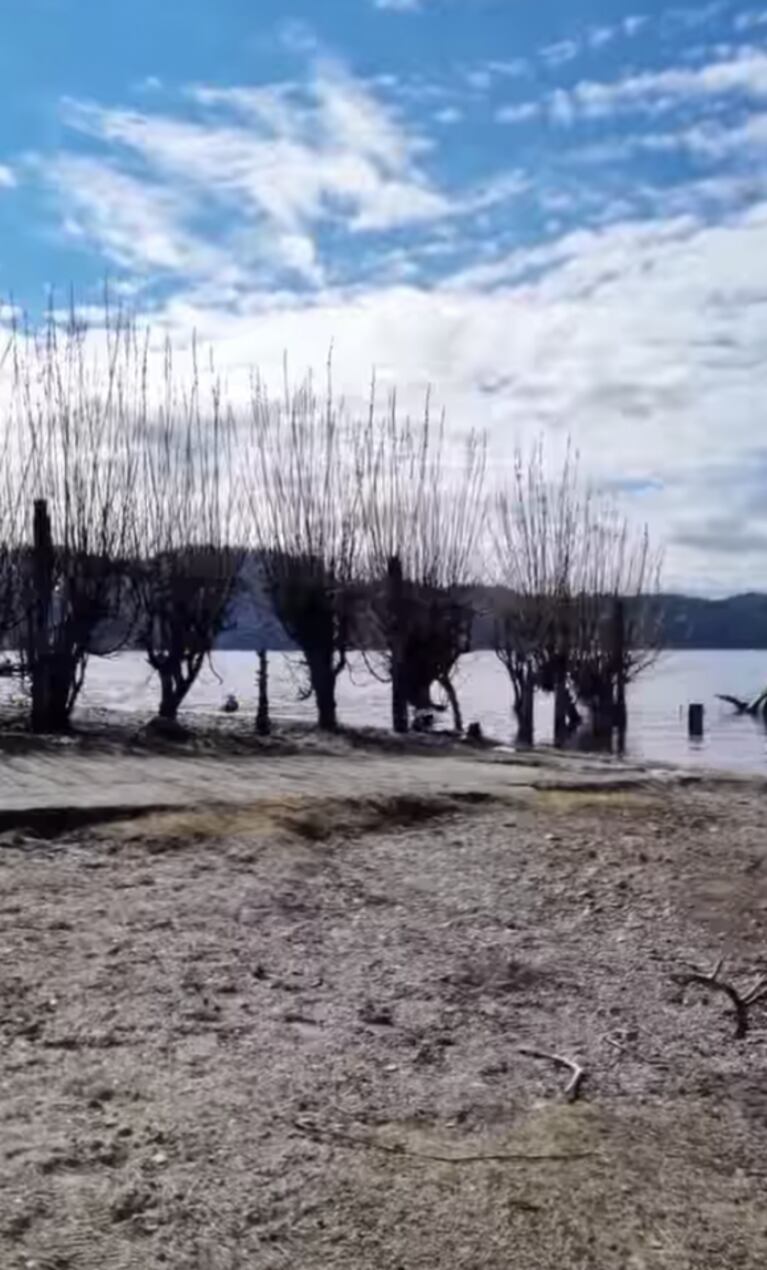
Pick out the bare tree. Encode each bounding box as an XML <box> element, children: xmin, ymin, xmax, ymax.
<box><xmin>9</xmin><ymin>307</ymin><xmax>141</xmax><ymax>732</ymax></box>
<box><xmin>361</xmin><ymin>396</ymin><xmax>486</xmax><ymax>734</ymax></box>
<box><xmin>493</xmin><ymin>441</ymin><xmax>662</xmax><ymax>750</ymax></box>
<box><xmin>245</xmin><ymin>367</ymin><xmax>361</xmax><ymax>732</ymax></box>
<box><xmin>491</xmin><ymin>444</ymin><xmax>581</xmax><ymax>745</ymax></box>
<box><xmin>567</xmin><ymin>505</ymin><xmax>662</xmax><ymax>748</ymax></box>
<box><xmin>0</xmin><ymin>330</ymin><xmax>27</xmax><ymax>662</ymax></box>
<box><xmin>133</xmin><ymin>343</ymin><xmax>242</xmax><ymax>725</ymax></box>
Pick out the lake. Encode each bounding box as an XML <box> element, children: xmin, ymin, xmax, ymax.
<box><xmin>14</xmin><ymin>647</ymin><xmax>764</xmax><ymax>776</ymax></box>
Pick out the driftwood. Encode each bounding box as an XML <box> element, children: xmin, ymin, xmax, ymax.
<box><xmin>672</xmin><ymin>958</ymin><xmax>767</xmax><ymax>1039</ymax></box>
<box><xmin>519</xmin><ymin>1047</ymin><xmax>586</xmax><ymax>1102</ymax></box>
<box><xmin>716</xmin><ymin>691</ymin><xmax>767</xmax><ymax>718</ymax></box>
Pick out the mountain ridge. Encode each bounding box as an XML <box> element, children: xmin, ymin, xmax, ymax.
<box><xmin>218</xmin><ymin>587</ymin><xmax>767</xmax><ymax>652</ymax></box>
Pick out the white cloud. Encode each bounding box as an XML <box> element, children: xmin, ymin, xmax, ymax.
<box><xmin>0</xmin><ymin>164</ymin><xmax>16</xmax><ymax>189</ymax></box>
<box><xmin>496</xmin><ymin>101</ymin><xmax>540</xmax><ymax>125</ymax></box>
<box><xmin>624</xmin><ymin>15</ymin><xmax>648</xmax><ymax>37</ymax></box>
<box><xmin>734</xmin><ymin>11</ymin><xmax>767</xmax><ymax>32</ymax></box>
<box><xmin>556</xmin><ymin>50</ymin><xmax>767</xmax><ymax>123</ymax></box>
<box><xmin>529</xmin><ymin>15</ymin><xmax>648</xmax><ymax>78</ymax></box>
<box><xmin>373</xmin><ymin>0</ymin><xmax>422</xmax><ymax>9</ymax></box>
<box><xmin>664</xmin><ymin>3</ymin><xmax>727</xmax><ymax>32</ymax></box>
<box><xmin>434</xmin><ymin>106</ymin><xmax>463</xmax><ymax>125</ymax></box>
<box><xmin>53</xmin><ymin>56</ymin><xmax>525</xmax><ymax>282</ymax></box>
<box><xmin>577</xmin><ymin>111</ymin><xmax>767</xmax><ymax>162</ymax></box>
<box><xmin>643</xmin><ymin>111</ymin><xmax>767</xmax><ymax>159</ymax></box>
<box><xmin>540</xmin><ymin>40</ymin><xmax>579</xmax><ymax>69</ymax></box>
<box><xmin>44</xmin><ymin>156</ymin><xmax>231</xmax><ymax>276</ymax></box>
<box><xmin>487</xmin><ymin>59</ymin><xmax>530</xmax><ymax>79</ymax></box>
<box><xmin>135</xmin><ymin>76</ymin><xmax>164</xmax><ymax>93</ymax></box>
<box><xmin>97</xmin><ymin>198</ymin><xmax>767</xmax><ymax>592</ymax></box>
<box><xmin>464</xmin><ymin>67</ymin><xmax>492</xmax><ymax>92</ymax></box>
<box><xmin>587</xmin><ymin>26</ymin><xmax>616</xmax><ymax>50</ymax></box>
<box><xmin>62</xmin><ymin>61</ymin><xmax>450</xmax><ymax>246</ymax></box>
<box><xmin>549</xmin><ymin>90</ymin><xmax>577</xmax><ymax>127</ymax></box>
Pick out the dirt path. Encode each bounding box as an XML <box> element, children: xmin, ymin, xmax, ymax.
<box><xmin>2</xmin><ymin>779</ymin><xmax>767</xmax><ymax>1268</ymax></box>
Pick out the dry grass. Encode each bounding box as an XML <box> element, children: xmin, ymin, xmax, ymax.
<box><xmin>107</xmin><ymin>790</ymin><xmax>496</xmax><ymax>851</ymax></box>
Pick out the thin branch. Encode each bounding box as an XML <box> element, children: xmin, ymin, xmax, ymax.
<box><xmin>519</xmin><ymin>1046</ymin><xmax>586</xmax><ymax>1102</ymax></box>
<box><xmin>292</xmin><ymin>1119</ymin><xmax>595</xmax><ymax>1166</ymax></box>
<box><xmin>672</xmin><ymin>958</ymin><xmax>767</xmax><ymax>1039</ymax></box>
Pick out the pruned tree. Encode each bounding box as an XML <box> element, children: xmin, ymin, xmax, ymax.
<box><xmin>567</xmin><ymin>504</ymin><xmax>662</xmax><ymax>748</ymax></box>
<box><xmin>493</xmin><ymin>440</ymin><xmax>662</xmax><ymax>750</ymax></box>
<box><xmin>10</xmin><ymin>307</ymin><xmax>141</xmax><ymax>732</ymax></box>
<box><xmin>361</xmin><ymin>397</ymin><xmax>486</xmax><ymax>733</ymax></box>
<box><xmin>491</xmin><ymin>444</ymin><xmax>581</xmax><ymax>746</ymax></box>
<box><xmin>133</xmin><ymin>344</ymin><xmax>242</xmax><ymax>725</ymax></box>
<box><xmin>0</xmin><ymin>329</ymin><xmax>26</xmax><ymax>661</ymax></box>
<box><xmin>245</xmin><ymin>367</ymin><xmax>361</xmax><ymax>732</ymax></box>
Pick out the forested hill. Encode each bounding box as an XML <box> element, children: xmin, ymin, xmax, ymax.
<box><xmin>468</xmin><ymin>591</ymin><xmax>767</xmax><ymax>652</ymax></box>
<box><xmin>647</xmin><ymin>593</ymin><xmax>767</xmax><ymax>651</ymax></box>
<box><xmin>219</xmin><ymin>585</ymin><xmax>767</xmax><ymax>652</ymax></box>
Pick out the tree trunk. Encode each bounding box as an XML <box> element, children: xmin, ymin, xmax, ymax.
<box><xmin>553</xmin><ymin>675</ymin><xmax>569</xmax><ymax>748</ymax></box>
<box><xmin>387</xmin><ymin>555</ymin><xmax>408</xmax><ymax>734</ymax></box>
<box><xmin>256</xmin><ymin>648</ymin><xmax>271</xmax><ymax>736</ymax></box>
<box><xmin>30</xmin><ymin>655</ymin><xmax>79</xmax><ymax>734</ymax></box>
<box><xmin>588</xmin><ymin>689</ymin><xmax>615</xmax><ymax>750</ymax></box>
<box><xmin>158</xmin><ymin>669</ymin><xmax>183</xmax><ymax>721</ymax></box>
<box><xmin>308</xmin><ymin>654</ymin><xmax>338</xmax><ymax>732</ymax></box>
<box><xmin>514</xmin><ymin>675</ymin><xmax>535</xmax><ymax>747</ymax></box>
<box><xmin>28</xmin><ymin>499</ymin><xmax>79</xmax><ymax>734</ymax></box>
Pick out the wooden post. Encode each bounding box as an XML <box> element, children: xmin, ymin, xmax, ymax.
<box><xmin>613</xmin><ymin>598</ymin><xmax>627</xmax><ymax>754</ymax></box>
<box><xmin>688</xmin><ymin>703</ymin><xmax>704</xmax><ymax>738</ymax></box>
<box><xmin>256</xmin><ymin>648</ymin><xmax>271</xmax><ymax>736</ymax></box>
<box><xmin>387</xmin><ymin>555</ymin><xmax>408</xmax><ymax>734</ymax></box>
<box><xmin>30</xmin><ymin>499</ymin><xmax>55</xmax><ymax>733</ymax></box>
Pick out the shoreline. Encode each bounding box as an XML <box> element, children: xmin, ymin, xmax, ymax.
<box><xmin>0</xmin><ymin>705</ymin><xmax>748</xmax><ymax>842</ymax></box>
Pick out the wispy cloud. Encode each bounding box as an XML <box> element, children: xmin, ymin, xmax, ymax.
<box><xmin>47</xmin><ymin>55</ymin><xmax>524</xmax><ymax>291</ymax></box>
<box><xmin>373</xmin><ymin>0</ymin><xmax>422</xmax><ymax>10</ymax></box>
<box><xmin>65</xmin><ymin>62</ymin><xmax>447</xmax><ymax>235</ymax></box>
<box><xmin>434</xmin><ymin>105</ymin><xmax>463</xmax><ymax>125</ymax></box>
<box><xmin>540</xmin><ymin>40</ymin><xmax>579</xmax><ymax>69</ymax></box>
<box><xmin>734</xmin><ymin>10</ymin><xmax>767</xmax><ymax>32</ymax></box>
<box><xmin>578</xmin><ymin>110</ymin><xmax>767</xmax><ymax>163</ymax></box>
<box><xmin>495</xmin><ymin>101</ymin><xmax>540</xmax><ymax>125</ymax></box>
<box><xmin>0</xmin><ymin>165</ymin><xmax>17</xmax><ymax>189</ymax></box>
<box><xmin>557</xmin><ymin>49</ymin><xmax>767</xmax><ymax>122</ymax></box>
<box><xmin>42</xmin><ymin>155</ymin><xmax>240</xmax><ymax>280</ymax></box>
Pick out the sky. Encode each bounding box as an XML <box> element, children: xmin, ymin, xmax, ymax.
<box><xmin>2</xmin><ymin>0</ymin><xmax>767</xmax><ymax>594</ymax></box>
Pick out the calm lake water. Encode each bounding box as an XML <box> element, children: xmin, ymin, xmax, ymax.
<box><xmin>20</xmin><ymin>647</ymin><xmax>765</xmax><ymax>776</ymax></box>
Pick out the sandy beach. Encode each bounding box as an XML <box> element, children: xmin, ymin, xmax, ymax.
<box><xmin>1</xmin><ymin>731</ymin><xmax>766</xmax><ymax>1269</ymax></box>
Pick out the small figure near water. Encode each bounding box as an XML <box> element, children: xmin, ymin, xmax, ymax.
<box><xmin>222</xmin><ymin>693</ymin><xmax>240</xmax><ymax>715</ymax></box>
<box><xmin>412</xmin><ymin>708</ymin><xmax>435</xmax><ymax>733</ymax></box>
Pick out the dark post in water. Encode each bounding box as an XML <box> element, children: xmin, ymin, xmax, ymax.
<box><xmin>688</xmin><ymin>703</ymin><xmax>704</xmax><ymax>738</ymax></box>
<box><xmin>256</xmin><ymin>648</ymin><xmax>271</xmax><ymax>737</ymax></box>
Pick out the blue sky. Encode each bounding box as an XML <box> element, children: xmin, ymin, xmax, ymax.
<box><xmin>2</xmin><ymin>0</ymin><xmax>767</xmax><ymax>591</ymax></box>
